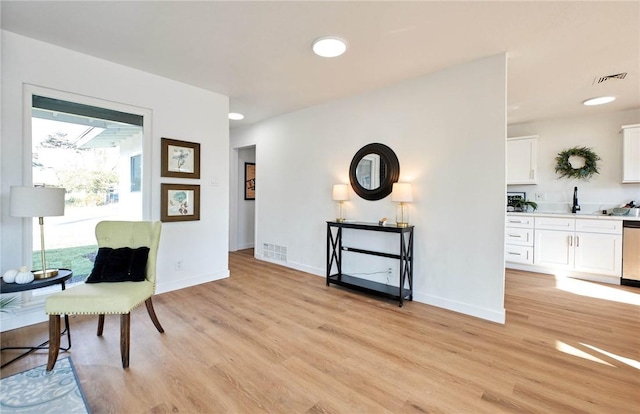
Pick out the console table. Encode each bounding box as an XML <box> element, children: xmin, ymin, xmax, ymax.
<box><xmin>326</xmin><ymin>221</ymin><xmax>414</xmax><ymax>307</ymax></box>
<box><xmin>1</xmin><ymin>269</ymin><xmax>73</xmax><ymax>368</ymax></box>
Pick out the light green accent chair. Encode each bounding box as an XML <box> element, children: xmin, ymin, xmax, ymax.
<box><xmin>46</xmin><ymin>221</ymin><xmax>164</xmax><ymax>371</ymax></box>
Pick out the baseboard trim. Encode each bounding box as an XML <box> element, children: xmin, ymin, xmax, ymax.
<box><xmin>254</xmin><ymin>254</ymin><xmax>324</xmax><ymax>277</ymax></box>
<box><xmin>413</xmin><ymin>291</ymin><xmax>506</xmax><ymax>324</ymax></box>
<box><xmin>156</xmin><ymin>269</ymin><xmax>229</xmax><ymax>294</ymax></box>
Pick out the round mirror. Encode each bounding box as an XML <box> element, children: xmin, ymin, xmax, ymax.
<box><xmin>349</xmin><ymin>143</ymin><xmax>399</xmax><ymax>200</ymax></box>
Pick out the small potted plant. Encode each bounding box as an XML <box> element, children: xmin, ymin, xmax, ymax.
<box><xmin>512</xmin><ymin>198</ymin><xmax>538</xmax><ymax>213</ymax></box>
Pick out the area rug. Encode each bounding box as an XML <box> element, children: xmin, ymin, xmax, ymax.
<box><xmin>0</xmin><ymin>357</ymin><xmax>90</xmax><ymax>413</ymax></box>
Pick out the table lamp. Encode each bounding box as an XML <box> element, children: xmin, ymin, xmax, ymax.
<box><xmin>332</xmin><ymin>184</ymin><xmax>349</xmax><ymax>223</ymax></box>
<box><xmin>391</xmin><ymin>182</ymin><xmax>413</xmax><ymax>228</ymax></box>
<box><xmin>10</xmin><ymin>186</ymin><xmax>65</xmax><ymax>279</ymax></box>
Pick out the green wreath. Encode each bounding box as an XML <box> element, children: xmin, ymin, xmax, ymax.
<box><xmin>554</xmin><ymin>147</ymin><xmax>601</xmax><ymax>180</ymax></box>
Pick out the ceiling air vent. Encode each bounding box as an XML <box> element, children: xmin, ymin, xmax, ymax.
<box><xmin>593</xmin><ymin>72</ymin><xmax>627</xmax><ymax>85</ymax></box>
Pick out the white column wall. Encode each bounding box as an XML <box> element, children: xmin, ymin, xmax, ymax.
<box><xmin>231</xmin><ymin>54</ymin><xmax>507</xmax><ymax>323</ymax></box>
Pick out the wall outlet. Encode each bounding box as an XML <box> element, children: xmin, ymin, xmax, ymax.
<box><xmin>175</xmin><ymin>260</ymin><xmax>183</xmax><ymax>271</ymax></box>
<box><xmin>535</xmin><ymin>192</ymin><xmax>546</xmax><ymax>201</ymax></box>
<box><xmin>387</xmin><ymin>267</ymin><xmax>392</xmax><ymax>275</ymax></box>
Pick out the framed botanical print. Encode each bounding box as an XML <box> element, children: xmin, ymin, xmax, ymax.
<box><xmin>161</xmin><ymin>183</ymin><xmax>200</xmax><ymax>222</ymax></box>
<box><xmin>245</xmin><ymin>162</ymin><xmax>255</xmax><ymax>200</ymax></box>
<box><xmin>161</xmin><ymin>138</ymin><xmax>201</xmax><ymax>179</ymax></box>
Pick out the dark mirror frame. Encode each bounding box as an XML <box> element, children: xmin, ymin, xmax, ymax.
<box><xmin>349</xmin><ymin>143</ymin><xmax>400</xmax><ymax>201</ymax></box>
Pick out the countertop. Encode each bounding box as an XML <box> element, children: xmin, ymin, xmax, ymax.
<box><xmin>507</xmin><ymin>211</ymin><xmax>640</xmax><ymax>222</ymax></box>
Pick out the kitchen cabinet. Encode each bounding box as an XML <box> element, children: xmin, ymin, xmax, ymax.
<box><xmin>507</xmin><ymin>135</ymin><xmax>538</xmax><ymax>185</ymax></box>
<box><xmin>621</xmin><ymin>124</ymin><xmax>640</xmax><ymax>183</ymax></box>
<box><xmin>505</xmin><ymin>215</ymin><xmax>534</xmax><ymax>264</ymax></box>
<box><xmin>534</xmin><ymin>217</ymin><xmax>622</xmax><ymax>276</ymax></box>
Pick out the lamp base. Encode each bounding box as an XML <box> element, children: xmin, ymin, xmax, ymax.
<box><xmin>33</xmin><ymin>269</ymin><xmax>59</xmax><ymax>279</ymax></box>
<box><xmin>396</xmin><ymin>222</ymin><xmax>409</xmax><ymax>228</ymax></box>
<box><xmin>336</xmin><ymin>218</ymin><xmax>346</xmax><ymax>223</ymax></box>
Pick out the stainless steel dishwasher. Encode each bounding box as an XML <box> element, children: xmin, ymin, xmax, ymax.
<box><xmin>621</xmin><ymin>220</ymin><xmax>640</xmax><ymax>287</ymax></box>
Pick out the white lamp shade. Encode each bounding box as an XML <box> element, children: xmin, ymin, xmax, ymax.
<box><xmin>391</xmin><ymin>182</ymin><xmax>413</xmax><ymax>203</ymax></box>
<box><xmin>332</xmin><ymin>184</ymin><xmax>349</xmax><ymax>201</ymax></box>
<box><xmin>10</xmin><ymin>186</ymin><xmax>65</xmax><ymax>217</ymax></box>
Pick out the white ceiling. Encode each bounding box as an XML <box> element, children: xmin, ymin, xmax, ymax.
<box><xmin>2</xmin><ymin>1</ymin><xmax>639</xmax><ymax>129</ymax></box>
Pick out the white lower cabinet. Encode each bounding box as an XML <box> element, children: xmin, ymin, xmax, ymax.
<box><xmin>505</xmin><ymin>215</ymin><xmax>534</xmax><ymax>265</ymax></box>
<box><xmin>573</xmin><ymin>232</ymin><xmax>622</xmax><ymax>276</ymax></box>
<box><xmin>534</xmin><ymin>229</ymin><xmax>573</xmax><ymax>268</ymax></box>
<box><xmin>533</xmin><ymin>217</ymin><xmax>622</xmax><ymax>277</ymax></box>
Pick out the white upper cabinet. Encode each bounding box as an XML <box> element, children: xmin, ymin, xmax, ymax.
<box><xmin>622</xmin><ymin>125</ymin><xmax>640</xmax><ymax>183</ymax></box>
<box><xmin>507</xmin><ymin>135</ymin><xmax>538</xmax><ymax>185</ymax></box>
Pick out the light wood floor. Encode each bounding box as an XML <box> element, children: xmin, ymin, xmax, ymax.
<box><xmin>1</xmin><ymin>250</ymin><xmax>639</xmax><ymax>413</ymax></box>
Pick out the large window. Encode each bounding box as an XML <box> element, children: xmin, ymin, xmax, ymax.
<box><xmin>31</xmin><ymin>95</ymin><xmax>144</xmax><ymax>284</ymax></box>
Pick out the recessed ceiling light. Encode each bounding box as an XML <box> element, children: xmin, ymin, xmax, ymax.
<box><xmin>228</xmin><ymin>112</ymin><xmax>244</xmax><ymax>120</ymax></box>
<box><xmin>583</xmin><ymin>96</ymin><xmax>616</xmax><ymax>106</ymax></box>
<box><xmin>312</xmin><ymin>37</ymin><xmax>347</xmax><ymax>58</ymax></box>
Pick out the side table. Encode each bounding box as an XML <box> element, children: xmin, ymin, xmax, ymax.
<box><xmin>1</xmin><ymin>269</ymin><xmax>73</xmax><ymax>368</ymax></box>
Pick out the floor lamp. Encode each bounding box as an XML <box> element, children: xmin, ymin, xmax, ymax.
<box><xmin>10</xmin><ymin>186</ymin><xmax>66</xmax><ymax>279</ymax></box>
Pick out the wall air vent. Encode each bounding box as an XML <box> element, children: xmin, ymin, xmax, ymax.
<box><xmin>593</xmin><ymin>72</ymin><xmax>627</xmax><ymax>85</ymax></box>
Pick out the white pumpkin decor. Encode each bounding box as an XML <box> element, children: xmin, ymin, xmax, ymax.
<box><xmin>15</xmin><ymin>266</ymin><xmax>34</xmax><ymax>284</ymax></box>
<box><xmin>3</xmin><ymin>269</ymin><xmax>18</xmax><ymax>283</ymax></box>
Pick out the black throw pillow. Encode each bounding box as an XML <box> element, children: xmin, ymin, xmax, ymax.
<box><xmin>86</xmin><ymin>247</ymin><xmax>150</xmax><ymax>283</ymax></box>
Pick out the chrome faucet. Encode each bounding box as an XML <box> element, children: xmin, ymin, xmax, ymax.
<box><xmin>572</xmin><ymin>186</ymin><xmax>580</xmax><ymax>213</ymax></box>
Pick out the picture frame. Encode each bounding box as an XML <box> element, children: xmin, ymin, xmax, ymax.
<box><xmin>244</xmin><ymin>162</ymin><xmax>255</xmax><ymax>200</ymax></box>
<box><xmin>161</xmin><ymin>183</ymin><xmax>200</xmax><ymax>222</ymax></box>
<box><xmin>507</xmin><ymin>191</ymin><xmax>526</xmax><ymax>211</ymax></box>
<box><xmin>161</xmin><ymin>138</ymin><xmax>201</xmax><ymax>179</ymax></box>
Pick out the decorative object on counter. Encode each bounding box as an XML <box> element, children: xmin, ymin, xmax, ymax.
<box><xmin>554</xmin><ymin>147</ymin><xmax>600</xmax><ymax>180</ymax></box>
<box><xmin>507</xmin><ymin>192</ymin><xmax>526</xmax><ymax>212</ymax></box>
<box><xmin>10</xmin><ymin>186</ymin><xmax>66</xmax><ymax>279</ymax></box>
<box><xmin>332</xmin><ymin>184</ymin><xmax>349</xmax><ymax>223</ymax></box>
<box><xmin>511</xmin><ymin>198</ymin><xmax>538</xmax><ymax>212</ymax></box>
<box><xmin>612</xmin><ymin>201</ymin><xmax>636</xmax><ymax>216</ymax></box>
<box><xmin>391</xmin><ymin>182</ymin><xmax>413</xmax><ymax>227</ymax></box>
<box><xmin>612</xmin><ymin>208</ymin><xmax>630</xmax><ymax>216</ymax></box>
<box><xmin>2</xmin><ymin>269</ymin><xmax>18</xmax><ymax>283</ymax></box>
<box><xmin>378</xmin><ymin>217</ymin><xmax>387</xmax><ymax>226</ymax></box>
<box><xmin>15</xmin><ymin>266</ymin><xmax>34</xmax><ymax>284</ymax></box>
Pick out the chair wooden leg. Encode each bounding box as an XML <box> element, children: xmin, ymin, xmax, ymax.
<box><xmin>46</xmin><ymin>315</ymin><xmax>61</xmax><ymax>371</ymax></box>
<box><xmin>120</xmin><ymin>313</ymin><xmax>130</xmax><ymax>368</ymax></box>
<box><xmin>145</xmin><ymin>297</ymin><xmax>165</xmax><ymax>333</ymax></box>
<box><xmin>97</xmin><ymin>314</ymin><xmax>105</xmax><ymax>336</ymax></box>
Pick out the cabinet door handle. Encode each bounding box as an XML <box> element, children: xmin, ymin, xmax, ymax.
<box><xmin>530</xmin><ymin>169</ymin><xmax>535</xmax><ymax>179</ymax></box>
<box><xmin>508</xmin><ymin>234</ymin><xmax>521</xmax><ymax>238</ymax></box>
<box><xmin>508</xmin><ymin>252</ymin><xmax>521</xmax><ymax>256</ymax></box>
<box><xmin>569</xmin><ymin>235</ymin><xmax>573</xmax><ymax>246</ymax></box>
<box><xmin>576</xmin><ymin>236</ymin><xmax>579</xmax><ymax>247</ymax></box>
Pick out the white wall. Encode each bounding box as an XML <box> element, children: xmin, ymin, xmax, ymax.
<box><xmin>1</xmin><ymin>31</ymin><xmax>230</xmax><ymax>330</ymax></box>
<box><xmin>508</xmin><ymin>109</ymin><xmax>640</xmax><ymax>212</ymax></box>
<box><xmin>237</xmin><ymin>147</ymin><xmax>255</xmax><ymax>250</ymax></box>
<box><xmin>231</xmin><ymin>54</ymin><xmax>507</xmax><ymax>323</ymax></box>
